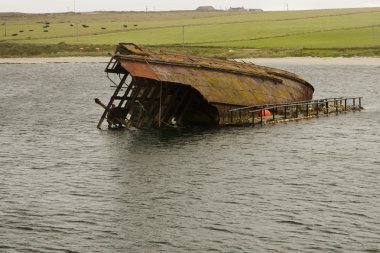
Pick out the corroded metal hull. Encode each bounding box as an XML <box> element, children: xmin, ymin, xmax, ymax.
<box><xmin>97</xmin><ymin>43</ymin><xmax>314</xmax><ymax>128</ymax></box>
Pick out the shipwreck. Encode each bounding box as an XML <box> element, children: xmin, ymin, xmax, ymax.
<box><xmin>96</xmin><ymin>43</ymin><xmax>317</xmax><ymax>129</ymax></box>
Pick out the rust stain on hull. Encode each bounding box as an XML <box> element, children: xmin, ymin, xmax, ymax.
<box><xmin>96</xmin><ymin>43</ymin><xmax>314</xmax><ymax>128</ymax></box>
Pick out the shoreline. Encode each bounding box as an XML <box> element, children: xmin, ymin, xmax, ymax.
<box><xmin>244</xmin><ymin>57</ymin><xmax>380</xmax><ymax>66</ymax></box>
<box><xmin>0</xmin><ymin>57</ymin><xmax>110</xmax><ymax>64</ymax></box>
<box><xmin>1</xmin><ymin>56</ymin><xmax>380</xmax><ymax>65</ymax></box>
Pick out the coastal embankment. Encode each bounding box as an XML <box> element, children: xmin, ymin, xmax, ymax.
<box><xmin>1</xmin><ymin>57</ymin><xmax>380</xmax><ymax>65</ymax></box>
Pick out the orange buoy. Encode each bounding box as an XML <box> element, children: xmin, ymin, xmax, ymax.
<box><xmin>259</xmin><ymin>109</ymin><xmax>271</xmax><ymax>117</ymax></box>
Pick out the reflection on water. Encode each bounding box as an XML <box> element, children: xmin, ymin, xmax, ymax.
<box><xmin>0</xmin><ymin>62</ymin><xmax>379</xmax><ymax>252</ymax></box>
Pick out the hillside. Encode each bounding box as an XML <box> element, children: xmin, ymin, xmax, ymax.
<box><xmin>1</xmin><ymin>8</ymin><xmax>380</xmax><ymax>57</ymax></box>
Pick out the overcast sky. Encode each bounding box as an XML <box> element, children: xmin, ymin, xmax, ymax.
<box><xmin>1</xmin><ymin>0</ymin><xmax>380</xmax><ymax>13</ymax></box>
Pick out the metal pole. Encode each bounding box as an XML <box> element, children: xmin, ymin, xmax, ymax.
<box><xmin>326</xmin><ymin>101</ymin><xmax>329</xmax><ymax>115</ymax></box>
<box><xmin>4</xmin><ymin>19</ymin><xmax>6</xmax><ymax>37</ymax></box>
<box><xmin>359</xmin><ymin>97</ymin><xmax>362</xmax><ymax>110</ymax></box>
<box><xmin>260</xmin><ymin>110</ymin><xmax>263</xmax><ymax>126</ymax></box>
<box><xmin>76</xmin><ymin>23</ymin><xmax>79</xmax><ymax>42</ymax></box>
<box><xmin>335</xmin><ymin>99</ymin><xmax>338</xmax><ymax>113</ymax></box>
<box><xmin>74</xmin><ymin>0</ymin><xmax>79</xmax><ymax>42</ymax></box>
<box><xmin>158</xmin><ymin>81</ymin><xmax>163</xmax><ymax>127</ymax></box>
<box><xmin>252</xmin><ymin>112</ymin><xmax>255</xmax><ymax>127</ymax></box>
<box><xmin>182</xmin><ymin>26</ymin><xmax>185</xmax><ymax>48</ymax></box>
<box><xmin>306</xmin><ymin>103</ymin><xmax>309</xmax><ymax>117</ymax></box>
<box><xmin>372</xmin><ymin>26</ymin><xmax>375</xmax><ymax>47</ymax></box>
<box><xmin>353</xmin><ymin>98</ymin><xmax>356</xmax><ymax>111</ymax></box>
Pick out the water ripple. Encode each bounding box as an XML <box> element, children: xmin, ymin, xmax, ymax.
<box><xmin>0</xmin><ymin>63</ymin><xmax>379</xmax><ymax>252</ymax></box>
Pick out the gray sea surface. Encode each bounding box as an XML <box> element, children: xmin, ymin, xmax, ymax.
<box><xmin>0</xmin><ymin>62</ymin><xmax>379</xmax><ymax>253</ymax></box>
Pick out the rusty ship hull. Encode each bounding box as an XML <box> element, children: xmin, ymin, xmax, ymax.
<box><xmin>96</xmin><ymin>43</ymin><xmax>314</xmax><ymax>128</ymax></box>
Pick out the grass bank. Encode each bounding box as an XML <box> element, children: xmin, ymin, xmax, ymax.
<box><xmin>1</xmin><ymin>43</ymin><xmax>380</xmax><ymax>58</ymax></box>
<box><xmin>1</xmin><ymin>8</ymin><xmax>380</xmax><ymax>58</ymax></box>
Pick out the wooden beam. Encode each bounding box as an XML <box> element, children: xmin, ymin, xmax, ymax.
<box><xmin>117</xmin><ymin>77</ymin><xmax>134</xmax><ymax>107</ymax></box>
<box><xmin>160</xmin><ymin>86</ymin><xmax>182</xmax><ymax>124</ymax></box>
<box><xmin>97</xmin><ymin>74</ymin><xmax>128</xmax><ymax>129</ymax></box>
<box><xmin>176</xmin><ymin>91</ymin><xmax>194</xmax><ymax>124</ymax></box>
<box><xmin>128</xmin><ymin>83</ymin><xmax>154</xmax><ymax>127</ymax></box>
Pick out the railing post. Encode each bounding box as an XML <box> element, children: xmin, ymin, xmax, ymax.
<box><xmin>295</xmin><ymin>105</ymin><xmax>299</xmax><ymax>118</ymax></box>
<box><xmin>252</xmin><ymin>112</ymin><xmax>255</xmax><ymax>128</ymax></box>
<box><xmin>260</xmin><ymin>109</ymin><xmax>263</xmax><ymax>126</ymax></box>
<box><xmin>326</xmin><ymin>101</ymin><xmax>329</xmax><ymax>115</ymax></box>
<box><xmin>359</xmin><ymin>97</ymin><xmax>362</xmax><ymax>110</ymax></box>
<box><xmin>335</xmin><ymin>99</ymin><xmax>339</xmax><ymax>113</ymax></box>
<box><xmin>306</xmin><ymin>103</ymin><xmax>309</xmax><ymax>117</ymax></box>
<box><xmin>353</xmin><ymin>98</ymin><xmax>356</xmax><ymax>111</ymax></box>
<box><xmin>284</xmin><ymin>106</ymin><xmax>287</xmax><ymax>119</ymax></box>
<box><xmin>345</xmin><ymin>99</ymin><xmax>347</xmax><ymax>111</ymax></box>
<box><xmin>316</xmin><ymin>101</ymin><xmax>319</xmax><ymax>117</ymax></box>
<box><xmin>239</xmin><ymin>110</ymin><xmax>242</xmax><ymax>125</ymax></box>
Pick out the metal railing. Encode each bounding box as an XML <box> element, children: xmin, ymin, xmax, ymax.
<box><xmin>225</xmin><ymin>97</ymin><xmax>363</xmax><ymax>127</ymax></box>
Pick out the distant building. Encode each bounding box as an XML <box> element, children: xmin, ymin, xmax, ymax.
<box><xmin>228</xmin><ymin>7</ymin><xmax>247</xmax><ymax>12</ymax></box>
<box><xmin>196</xmin><ymin>6</ymin><xmax>216</xmax><ymax>11</ymax></box>
<box><xmin>249</xmin><ymin>9</ymin><xmax>263</xmax><ymax>12</ymax></box>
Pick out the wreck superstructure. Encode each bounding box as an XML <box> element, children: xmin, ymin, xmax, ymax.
<box><xmin>96</xmin><ymin>43</ymin><xmax>314</xmax><ymax>129</ymax></box>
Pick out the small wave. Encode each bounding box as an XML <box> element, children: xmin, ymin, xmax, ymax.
<box><xmin>164</xmin><ymin>190</ymin><xmax>184</xmax><ymax>195</ymax></box>
<box><xmin>15</xmin><ymin>226</ymin><xmax>34</xmax><ymax>231</ymax></box>
<box><xmin>147</xmin><ymin>241</ymin><xmax>174</xmax><ymax>246</ymax></box>
<box><xmin>203</xmin><ymin>226</ymin><xmax>233</xmax><ymax>234</ymax></box>
<box><xmin>277</xmin><ymin>220</ymin><xmax>305</xmax><ymax>226</ymax></box>
<box><xmin>66</xmin><ymin>220</ymin><xmax>98</xmax><ymax>226</ymax></box>
<box><xmin>365</xmin><ymin>249</ymin><xmax>380</xmax><ymax>252</ymax></box>
<box><xmin>319</xmin><ymin>229</ymin><xmax>349</xmax><ymax>236</ymax></box>
<box><xmin>0</xmin><ymin>245</ymin><xmax>13</xmax><ymax>249</ymax></box>
<box><xmin>151</xmin><ymin>196</ymin><xmax>171</xmax><ymax>200</ymax></box>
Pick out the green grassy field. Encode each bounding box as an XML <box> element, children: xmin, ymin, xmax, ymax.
<box><xmin>1</xmin><ymin>8</ymin><xmax>380</xmax><ymax>57</ymax></box>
